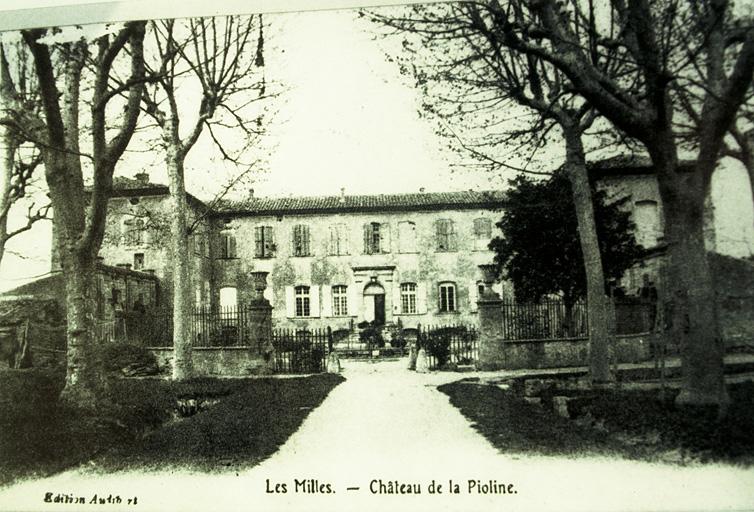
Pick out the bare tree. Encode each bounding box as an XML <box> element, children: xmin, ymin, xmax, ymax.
<box><xmin>460</xmin><ymin>0</ymin><xmax>754</xmax><ymax>408</ymax></box>
<box><xmin>0</xmin><ymin>22</ymin><xmax>147</xmax><ymax>407</ymax></box>
<box><xmin>138</xmin><ymin>15</ymin><xmax>268</xmax><ymax>380</ymax></box>
<box><xmin>0</xmin><ymin>41</ymin><xmax>49</xmax><ymax>268</ymax></box>
<box><xmin>369</xmin><ymin>2</ymin><xmax>641</xmax><ymax>383</ymax></box>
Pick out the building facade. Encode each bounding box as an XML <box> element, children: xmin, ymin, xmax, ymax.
<box><xmin>98</xmin><ymin>182</ymin><xmax>509</xmax><ymax>330</ymax></box>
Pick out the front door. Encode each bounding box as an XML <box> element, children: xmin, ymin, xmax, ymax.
<box><xmin>374</xmin><ymin>294</ymin><xmax>386</xmax><ymax>325</ymax></box>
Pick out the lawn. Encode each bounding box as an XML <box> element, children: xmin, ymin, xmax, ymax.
<box><xmin>438</xmin><ymin>379</ymin><xmax>754</xmax><ymax>466</ymax></box>
<box><xmin>0</xmin><ymin>369</ymin><xmax>344</xmax><ymax>486</ymax></box>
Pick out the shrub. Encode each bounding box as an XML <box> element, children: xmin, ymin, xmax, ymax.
<box><xmin>424</xmin><ymin>332</ymin><xmax>451</xmax><ymax>367</ymax></box>
<box><xmin>358</xmin><ymin>322</ymin><xmax>384</xmax><ymax>347</ymax></box>
<box><xmin>96</xmin><ymin>343</ymin><xmax>159</xmax><ymax>376</ymax></box>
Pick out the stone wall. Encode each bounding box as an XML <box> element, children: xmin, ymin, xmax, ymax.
<box><xmin>149</xmin><ymin>347</ymin><xmax>269</xmax><ymax>377</ymax></box>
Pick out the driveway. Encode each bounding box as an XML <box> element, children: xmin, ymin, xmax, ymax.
<box><xmin>1</xmin><ymin>358</ymin><xmax>753</xmax><ymax>512</ymax></box>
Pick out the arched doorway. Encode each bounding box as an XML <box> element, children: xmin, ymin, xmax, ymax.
<box><xmin>363</xmin><ymin>280</ymin><xmax>386</xmax><ymax>325</ymax></box>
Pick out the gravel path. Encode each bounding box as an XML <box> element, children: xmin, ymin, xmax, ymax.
<box><xmin>1</xmin><ymin>358</ymin><xmax>753</xmax><ymax>512</ymax></box>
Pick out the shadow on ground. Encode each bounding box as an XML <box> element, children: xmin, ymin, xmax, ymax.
<box><xmin>0</xmin><ymin>369</ymin><xmax>344</xmax><ymax>485</ymax></box>
<box><xmin>438</xmin><ymin>379</ymin><xmax>754</xmax><ymax>466</ymax></box>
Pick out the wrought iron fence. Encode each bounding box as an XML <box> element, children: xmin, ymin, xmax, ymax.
<box><xmin>500</xmin><ymin>299</ymin><xmax>588</xmax><ymax>340</ymax></box>
<box><xmin>498</xmin><ymin>298</ymin><xmax>655</xmax><ymax>341</ymax></box>
<box><xmin>419</xmin><ymin>324</ymin><xmax>478</xmax><ymax>369</ymax></box>
<box><xmin>271</xmin><ymin>328</ymin><xmax>329</xmax><ymax>374</ymax></box>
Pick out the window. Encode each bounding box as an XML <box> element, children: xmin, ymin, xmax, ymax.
<box><xmin>292</xmin><ymin>225</ymin><xmax>311</xmax><ymax>257</ymax></box>
<box><xmin>398</xmin><ymin>221</ymin><xmax>417</xmax><ymax>253</ymax></box>
<box><xmin>255</xmin><ymin>225</ymin><xmax>275</xmax><ymax>258</ymax></box>
<box><xmin>133</xmin><ymin>253</ymin><xmax>145</xmax><ymax>270</ymax></box>
<box><xmin>473</xmin><ymin>218</ymin><xmax>492</xmax><ymax>250</ymax></box>
<box><xmin>332</xmin><ymin>285</ymin><xmax>348</xmax><ymax>316</ymax></box>
<box><xmin>220</xmin><ymin>232</ymin><xmax>237</xmax><ymax>259</ymax></box>
<box><xmin>219</xmin><ymin>286</ymin><xmax>237</xmax><ymax>309</ymax></box>
<box><xmin>193</xmin><ymin>234</ymin><xmax>205</xmax><ymax>256</ymax></box>
<box><xmin>435</xmin><ymin>219</ymin><xmax>457</xmax><ymax>252</ymax></box>
<box><xmin>329</xmin><ymin>224</ymin><xmax>349</xmax><ymax>255</ymax></box>
<box><xmin>295</xmin><ymin>286</ymin><xmax>311</xmax><ymax>317</ymax></box>
<box><xmin>438</xmin><ymin>282</ymin><xmax>457</xmax><ymax>312</ymax></box>
<box><xmin>124</xmin><ymin>217</ymin><xmax>145</xmax><ymax>245</ymax></box>
<box><xmin>364</xmin><ymin>222</ymin><xmax>381</xmax><ymax>254</ymax></box>
<box><xmin>400</xmin><ymin>283</ymin><xmax>417</xmax><ymax>314</ymax></box>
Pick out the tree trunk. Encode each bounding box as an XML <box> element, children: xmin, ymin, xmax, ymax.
<box><xmin>651</xmin><ymin>139</ymin><xmax>728</xmax><ymax>408</ymax></box>
<box><xmin>168</xmin><ymin>150</ymin><xmax>193</xmax><ymax>380</ymax></box>
<box><xmin>563</xmin><ymin>126</ymin><xmax>612</xmax><ymax>383</ymax></box>
<box><xmin>58</xmin><ymin>240</ymin><xmax>103</xmax><ymax>408</ymax></box>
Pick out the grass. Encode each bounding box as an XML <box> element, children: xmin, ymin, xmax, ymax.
<box><xmin>0</xmin><ymin>369</ymin><xmax>344</xmax><ymax>486</ymax></box>
<box><xmin>438</xmin><ymin>379</ymin><xmax>754</xmax><ymax>465</ymax></box>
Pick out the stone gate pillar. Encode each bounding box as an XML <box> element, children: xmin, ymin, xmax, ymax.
<box><xmin>249</xmin><ymin>272</ymin><xmax>273</xmax><ymax>360</ymax></box>
<box><xmin>477</xmin><ymin>264</ymin><xmax>506</xmax><ymax>370</ymax></box>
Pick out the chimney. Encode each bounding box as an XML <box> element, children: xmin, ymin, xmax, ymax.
<box><xmin>249</xmin><ymin>188</ymin><xmax>255</xmax><ymax>199</ymax></box>
<box><xmin>134</xmin><ymin>172</ymin><xmax>149</xmax><ymax>185</ymax></box>
<box><xmin>419</xmin><ymin>187</ymin><xmax>425</xmax><ymax>193</ymax></box>
<box><xmin>339</xmin><ymin>187</ymin><xmax>346</xmax><ymax>204</ymax></box>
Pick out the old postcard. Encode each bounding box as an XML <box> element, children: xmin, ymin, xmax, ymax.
<box><xmin>0</xmin><ymin>0</ymin><xmax>753</xmax><ymax>511</ymax></box>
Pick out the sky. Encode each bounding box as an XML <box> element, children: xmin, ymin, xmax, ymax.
<box><xmin>0</xmin><ymin>3</ymin><xmax>753</xmax><ymax>291</ymax></box>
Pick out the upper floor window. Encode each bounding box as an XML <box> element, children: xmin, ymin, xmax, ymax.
<box><xmin>332</xmin><ymin>285</ymin><xmax>348</xmax><ymax>316</ymax></box>
<box><xmin>133</xmin><ymin>252</ymin><xmax>145</xmax><ymax>270</ymax></box>
<box><xmin>438</xmin><ymin>282</ymin><xmax>457</xmax><ymax>313</ymax></box>
<box><xmin>295</xmin><ymin>285</ymin><xmax>311</xmax><ymax>317</ymax></box>
<box><xmin>329</xmin><ymin>224</ymin><xmax>349</xmax><ymax>255</ymax></box>
<box><xmin>292</xmin><ymin>225</ymin><xmax>311</xmax><ymax>257</ymax></box>
<box><xmin>398</xmin><ymin>221</ymin><xmax>417</xmax><ymax>253</ymax></box>
<box><xmin>255</xmin><ymin>225</ymin><xmax>276</xmax><ymax>258</ymax></box>
<box><xmin>123</xmin><ymin>217</ymin><xmax>145</xmax><ymax>245</ymax></box>
<box><xmin>400</xmin><ymin>282</ymin><xmax>417</xmax><ymax>314</ymax></box>
<box><xmin>364</xmin><ymin>222</ymin><xmax>390</xmax><ymax>254</ymax></box>
<box><xmin>220</xmin><ymin>232</ymin><xmax>237</xmax><ymax>259</ymax></box>
<box><xmin>473</xmin><ymin>218</ymin><xmax>492</xmax><ymax>250</ymax></box>
<box><xmin>435</xmin><ymin>219</ymin><xmax>457</xmax><ymax>252</ymax></box>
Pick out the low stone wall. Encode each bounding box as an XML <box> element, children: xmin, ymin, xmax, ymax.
<box><xmin>478</xmin><ymin>333</ymin><xmax>652</xmax><ymax>371</ymax></box>
<box><xmin>149</xmin><ymin>347</ymin><xmax>269</xmax><ymax>376</ymax></box>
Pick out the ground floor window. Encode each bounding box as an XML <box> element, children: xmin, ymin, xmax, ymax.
<box><xmin>439</xmin><ymin>282</ymin><xmax>457</xmax><ymax>312</ymax></box>
<box><xmin>332</xmin><ymin>285</ymin><xmax>348</xmax><ymax>316</ymax></box>
<box><xmin>401</xmin><ymin>282</ymin><xmax>417</xmax><ymax>314</ymax></box>
<box><xmin>295</xmin><ymin>285</ymin><xmax>311</xmax><ymax>317</ymax></box>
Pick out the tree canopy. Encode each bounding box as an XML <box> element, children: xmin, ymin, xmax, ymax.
<box><xmin>490</xmin><ymin>171</ymin><xmax>644</xmax><ymax>306</ymax></box>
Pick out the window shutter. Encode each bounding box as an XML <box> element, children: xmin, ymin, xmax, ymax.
<box><xmin>328</xmin><ymin>226</ymin><xmax>335</xmax><ymax>255</ymax></box>
<box><xmin>303</xmin><ymin>225</ymin><xmax>311</xmax><ymax>256</ymax></box>
<box><xmin>264</xmin><ymin>285</ymin><xmax>275</xmax><ymax>307</ymax></box>
<box><xmin>343</xmin><ymin>225</ymin><xmax>350</xmax><ymax>255</ymax></box>
<box><xmin>381</xmin><ymin>223</ymin><xmax>391</xmax><ymax>253</ymax></box>
<box><xmin>254</xmin><ymin>227</ymin><xmax>263</xmax><ymax>257</ymax></box>
<box><xmin>348</xmin><ymin>284</ymin><xmax>361</xmax><ymax>318</ymax></box>
<box><xmin>229</xmin><ymin>235</ymin><xmax>237</xmax><ymax>258</ymax></box>
<box><xmin>285</xmin><ymin>286</ymin><xmax>295</xmax><ymax>318</ymax></box>
<box><xmin>392</xmin><ymin>282</ymin><xmax>401</xmax><ymax>314</ymax></box>
<box><xmin>363</xmin><ymin>223</ymin><xmax>371</xmax><ymax>254</ymax></box>
<box><xmin>468</xmin><ymin>282</ymin><xmax>477</xmax><ymax>312</ymax></box>
<box><xmin>310</xmin><ymin>285</ymin><xmax>320</xmax><ymax>317</ymax></box>
<box><xmin>321</xmin><ymin>285</ymin><xmax>332</xmax><ymax>317</ymax></box>
<box><xmin>449</xmin><ymin>220</ymin><xmax>458</xmax><ymax>251</ymax></box>
<box><xmin>268</xmin><ymin>226</ymin><xmax>276</xmax><ymax>256</ymax></box>
<box><xmin>417</xmin><ymin>282</ymin><xmax>427</xmax><ymax>314</ymax></box>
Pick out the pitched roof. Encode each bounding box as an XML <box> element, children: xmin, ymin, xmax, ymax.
<box><xmin>214</xmin><ymin>190</ymin><xmax>507</xmax><ymax>216</ymax></box>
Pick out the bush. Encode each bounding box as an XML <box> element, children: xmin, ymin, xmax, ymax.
<box><xmin>358</xmin><ymin>322</ymin><xmax>384</xmax><ymax>347</ymax></box>
<box><xmin>96</xmin><ymin>343</ymin><xmax>159</xmax><ymax>376</ymax></box>
<box><xmin>424</xmin><ymin>332</ymin><xmax>451</xmax><ymax>367</ymax></box>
